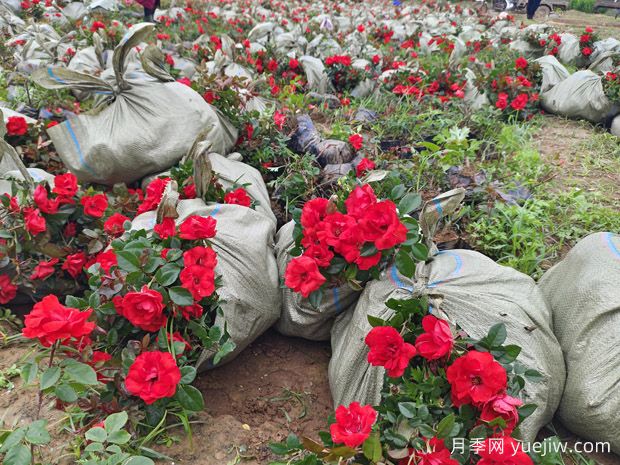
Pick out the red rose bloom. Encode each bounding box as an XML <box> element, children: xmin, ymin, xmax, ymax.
<box><xmin>224</xmin><ymin>188</ymin><xmax>252</xmax><ymax>207</ymax></box>
<box><xmin>183</xmin><ymin>246</ymin><xmax>217</xmax><ymax>268</ymax></box>
<box><xmin>477</xmin><ymin>436</ymin><xmax>533</xmax><ymax>465</ymax></box>
<box><xmin>63</xmin><ymin>222</ymin><xmax>77</xmax><ymax>238</ymax></box>
<box><xmin>104</xmin><ymin>213</ymin><xmax>130</xmax><ymax>237</ymax></box>
<box><xmin>316</xmin><ymin>212</ymin><xmax>358</xmax><ymax>253</ymax></box>
<box><xmin>154</xmin><ymin>217</ymin><xmax>177</xmax><ymax>239</ymax></box>
<box><xmin>30</xmin><ymin>258</ymin><xmax>59</xmax><ymax>281</ymax></box>
<box><xmin>33</xmin><ymin>185</ymin><xmax>60</xmax><ymax>214</ymax></box>
<box><xmin>183</xmin><ymin>183</ymin><xmax>196</xmax><ymax>199</ymax></box>
<box><xmin>480</xmin><ymin>394</ymin><xmax>523</xmax><ymax>433</ymax></box>
<box><xmin>125</xmin><ymin>351</ymin><xmax>181</xmax><ymax>405</ymax></box>
<box><xmin>359</xmin><ymin>200</ymin><xmax>407</xmax><ymax>250</ymax></box>
<box><xmin>62</xmin><ymin>252</ymin><xmax>87</xmax><ymax>278</ymax></box>
<box><xmin>301</xmin><ymin>198</ymin><xmax>329</xmax><ymax>229</ymax></box>
<box><xmin>178</xmin><ymin>215</ymin><xmax>216</xmax><ymax>240</ymax></box>
<box><xmin>180</xmin><ymin>303</ymin><xmax>203</xmax><ymax>320</ymax></box>
<box><xmin>330</xmin><ymin>402</ymin><xmax>377</xmax><ymax>448</ymax></box>
<box><xmin>6</xmin><ymin>116</ymin><xmax>28</xmax><ymax>136</ymax></box>
<box><xmin>415</xmin><ymin>315</ymin><xmax>454</xmax><ymax>360</ymax></box>
<box><xmin>510</xmin><ymin>94</ymin><xmax>529</xmax><ymax>111</ymax></box>
<box><xmin>137</xmin><ymin>177</ymin><xmax>170</xmax><ymax>214</ymax></box>
<box><xmin>284</xmin><ymin>256</ymin><xmax>326</xmax><ymax>298</ymax></box>
<box><xmin>446</xmin><ymin>351</ymin><xmax>507</xmax><ymax>407</ymax></box>
<box><xmin>496</xmin><ymin>93</ymin><xmax>508</xmax><ymax>110</ymax></box>
<box><xmin>90</xmin><ymin>20</ymin><xmax>106</xmax><ymax>32</ymax></box>
<box><xmin>514</xmin><ymin>56</ymin><xmax>528</xmax><ymax>70</ymax></box>
<box><xmin>365</xmin><ymin>326</ymin><xmax>417</xmax><ymax>377</ymax></box>
<box><xmin>22</xmin><ymin>295</ymin><xmax>95</xmax><ymax>347</ymax></box>
<box><xmin>345</xmin><ymin>184</ymin><xmax>377</xmax><ymax>219</ymax></box>
<box><xmin>399</xmin><ymin>438</ymin><xmax>459</xmax><ymax>465</ymax></box>
<box><xmin>582</xmin><ymin>47</ymin><xmax>592</xmax><ymax>56</ymax></box>
<box><xmin>52</xmin><ymin>173</ymin><xmax>78</xmax><ymax>198</ymax></box>
<box><xmin>348</xmin><ymin>133</ymin><xmax>363</xmax><ymax>150</ymax></box>
<box><xmin>94</xmin><ymin>250</ymin><xmax>117</xmax><ymax>273</ymax></box>
<box><xmin>81</xmin><ymin>194</ymin><xmax>108</xmax><ymax>218</ymax></box>
<box><xmin>116</xmin><ymin>286</ymin><xmax>166</xmax><ymax>332</ymax></box>
<box><xmin>303</xmin><ymin>244</ymin><xmax>334</xmax><ymax>268</ymax></box>
<box><xmin>355</xmin><ymin>158</ymin><xmax>376</xmax><ymax>177</ymax></box>
<box><xmin>355</xmin><ymin>251</ymin><xmax>382</xmax><ymax>270</ymax></box>
<box><xmin>180</xmin><ymin>265</ymin><xmax>216</xmax><ymax>300</ymax></box>
<box><xmin>0</xmin><ymin>275</ymin><xmax>17</xmax><ymax>304</ymax></box>
<box><xmin>23</xmin><ymin>208</ymin><xmax>47</xmax><ymax>235</ymax></box>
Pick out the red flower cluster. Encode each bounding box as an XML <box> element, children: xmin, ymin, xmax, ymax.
<box><xmin>6</xmin><ymin>116</ymin><xmax>28</xmax><ymax>136</ymax></box>
<box><xmin>477</xmin><ymin>436</ymin><xmax>533</xmax><ymax>465</ymax></box>
<box><xmin>137</xmin><ymin>177</ymin><xmax>171</xmax><ymax>214</ymax></box>
<box><xmin>285</xmin><ymin>184</ymin><xmax>407</xmax><ymax>297</ymax></box>
<box><xmin>330</xmin><ymin>402</ymin><xmax>377</xmax><ymax>447</ymax></box>
<box><xmin>180</xmin><ymin>246</ymin><xmax>217</xmax><ymax>300</ymax></box>
<box><xmin>365</xmin><ymin>326</ymin><xmax>417</xmax><ymax>377</ymax></box>
<box><xmin>22</xmin><ymin>295</ymin><xmax>95</xmax><ymax>347</ymax></box>
<box><xmin>325</xmin><ymin>55</ymin><xmax>352</xmax><ymax>66</ymax></box>
<box><xmin>125</xmin><ymin>351</ymin><xmax>181</xmax><ymax>404</ymax></box>
<box><xmin>224</xmin><ymin>187</ymin><xmax>251</xmax><ymax>207</ymax></box>
<box><xmin>0</xmin><ymin>274</ymin><xmax>17</xmax><ymax>304</ymax></box>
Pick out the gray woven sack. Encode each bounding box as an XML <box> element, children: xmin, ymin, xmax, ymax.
<box><xmin>538</xmin><ymin>232</ymin><xmax>620</xmax><ymax>453</ymax></box>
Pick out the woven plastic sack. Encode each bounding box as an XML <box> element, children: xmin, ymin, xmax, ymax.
<box><xmin>538</xmin><ymin>233</ymin><xmax>620</xmax><ymax>453</ymax></box>
<box><xmin>328</xmin><ymin>190</ymin><xmax>565</xmax><ymax>442</ymax></box>
<box><xmin>32</xmin><ymin>23</ymin><xmax>237</xmax><ymax>185</ymax></box>
<box><xmin>274</xmin><ymin>220</ymin><xmax>361</xmax><ymax>341</ymax></box>
<box><xmin>558</xmin><ymin>33</ymin><xmax>580</xmax><ymax>66</ymax></box>
<box><xmin>541</xmin><ymin>70</ymin><xmax>612</xmax><ymax>123</ymax></box>
<box><xmin>534</xmin><ymin>55</ymin><xmax>569</xmax><ymax>94</ymax></box>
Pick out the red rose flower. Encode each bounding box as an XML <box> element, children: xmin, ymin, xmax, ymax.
<box><xmin>104</xmin><ymin>213</ymin><xmax>130</xmax><ymax>237</ymax></box>
<box><xmin>330</xmin><ymin>402</ymin><xmax>377</xmax><ymax>448</ymax></box>
<box><xmin>289</xmin><ymin>58</ymin><xmax>299</xmax><ymax>69</ymax></box>
<box><xmin>33</xmin><ymin>185</ymin><xmax>60</xmax><ymax>214</ymax></box>
<box><xmin>303</xmin><ymin>244</ymin><xmax>334</xmax><ymax>268</ymax></box>
<box><xmin>22</xmin><ymin>295</ymin><xmax>95</xmax><ymax>347</ymax></box>
<box><xmin>183</xmin><ymin>183</ymin><xmax>196</xmax><ymax>199</ymax></box>
<box><xmin>180</xmin><ymin>265</ymin><xmax>216</xmax><ymax>300</ymax></box>
<box><xmin>301</xmin><ymin>198</ymin><xmax>329</xmax><ymax>229</ymax></box>
<box><xmin>116</xmin><ymin>286</ymin><xmax>166</xmax><ymax>332</ymax></box>
<box><xmin>284</xmin><ymin>256</ymin><xmax>326</xmax><ymax>298</ymax></box>
<box><xmin>224</xmin><ymin>187</ymin><xmax>252</xmax><ymax>207</ymax></box>
<box><xmin>183</xmin><ymin>246</ymin><xmax>217</xmax><ymax>268</ymax></box>
<box><xmin>274</xmin><ymin>110</ymin><xmax>286</xmax><ymax>130</ymax></box>
<box><xmin>90</xmin><ymin>20</ymin><xmax>106</xmax><ymax>32</ymax></box>
<box><xmin>415</xmin><ymin>315</ymin><xmax>454</xmax><ymax>360</ymax></box>
<box><xmin>6</xmin><ymin>116</ymin><xmax>28</xmax><ymax>136</ymax></box>
<box><xmin>510</xmin><ymin>93</ymin><xmax>529</xmax><ymax>111</ymax></box>
<box><xmin>62</xmin><ymin>252</ymin><xmax>87</xmax><ymax>278</ymax></box>
<box><xmin>359</xmin><ymin>200</ymin><xmax>407</xmax><ymax>250</ymax></box>
<box><xmin>63</xmin><ymin>222</ymin><xmax>77</xmax><ymax>238</ymax></box>
<box><xmin>180</xmin><ymin>303</ymin><xmax>203</xmax><ymax>320</ymax></box>
<box><xmin>81</xmin><ymin>194</ymin><xmax>108</xmax><ymax>218</ymax></box>
<box><xmin>178</xmin><ymin>215</ymin><xmax>216</xmax><ymax>240</ymax></box>
<box><xmin>582</xmin><ymin>47</ymin><xmax>592</xmax><ymax>56</ymax></box>
<box><xmin>348</xmin><ymin>133</ymin><xmax>363</xmax><ymax>150</ymax></box>
<box><xmin>355</xmin><ymin>251</ymin><xmax>382</xmax><ymax>270</ymax></box>
<box><xmin>89</xmin><ymin>351</ymin><xmax>113</xmax><ymax>382</ymax></box>
<box><xmin>496</xmin><ymin>93</ymin><xmax>508</xmax><ymax>110</ymax></box>
<box><xmin>154</xmin><ymin>217</ymin><xmax>177</xmax><ymax>239</ymax></box>
<box><xmin>177</xmin><ymin>77</ymin><xmax>192</xmax><ymax>87</ymax></box>
<box><xmin>316</xmin><ymin>212</ymin><xmax>358</xmax><ymax>253</ymax></box>
<box><xmin>52</xmin><ymin>173</ymin><xmax>78</xmax><ymax>198</ymax></box>
<box><xmin>399</xmin><ymin>438</ymin><xmax>459</xmax><ymax>465</ymax></box>
<box><xmin>355</xmin><ymin>158</ymin><xmax>375</xmax><ymax>177</ymax></box>
<box><xmin>365</xmin><ymin>326</ymin><xmax>417</xmax><ymax>377</ymax></box>
<box><xmin>446</xmin><ymin>351</ymin><xmax>507</xmax><ymax>407</ymax></box>
<box><xmin>514</xmin><ymin>56</ymin><xmax>528</xmax><ymax>70</ymax></box>
<box><xmin>23</xmin><ymin>208</ymin><xmax>47</xmax><ymax>235</ymax></box>
<box><xmin>94</xmin><ymin>250</ymin><xmax>117</xmax><ymax>273</ymax></box>
<box><xmin>30</xmin><ymin>258</ymin><xmax>59</xmax><ymax>281</ymax></box>
<box><xmin>137</xmin><ymin>177</ymin><xmax>170</xmax><ymax>214</ymax></box>
<box><xmin>157</xmin><ymin>331</ymin><xmax>191</xmax><ymax>356</ymax></box>
<box><xmin>480</xmin><ymin>394</ymin><xmax>523</xmax><ymax>433</ymax></box>
<box><xmin>345</xmin><ymin>184</ymin><xmax>377</xmax><ymax>219</ymax></box>
<box><xmin>125</xmin><ymin>351</ymin><xmax>181</xmax><ymax>405</ymax></box>
<box><xmin>0</xmin><ymin>275</ymin><xmax>17</xmax><ymax>304</ymax></box>
<box><xmin>477</xmin><ymin>436</ymin><xmax>533</xmax><ymax>465</ymax></box>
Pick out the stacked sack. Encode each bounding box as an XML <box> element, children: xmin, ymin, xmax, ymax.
<box><xmin>32</xmin><ymin>23</ymin><xmax>237</xmax><ymax>186</ymax></box>
<box><xmin>326</xmin><ymin>190</ymin><xmax>566</xmax><ymax>443</ymax></box>
<box><xmin>538</xmin><ymin>232</ymin><xmax>620</xmax><ymax>453</ymax></box>
<box><xmin>131</xmin><ymin>135</ymin><xmax>281</xmax><ymax>370</ymax></box>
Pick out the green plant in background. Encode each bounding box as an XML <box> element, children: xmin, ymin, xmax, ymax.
<box><xmin>0</xmin><ymin>419</ymin><xmax>51</xmax><ymax>465</ymax></box>
<box><xmin>569</xmin><ymin>0</ymin><xmax>596</xmax><ymax>13</ymax></box>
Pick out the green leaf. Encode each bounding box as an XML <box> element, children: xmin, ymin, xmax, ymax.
<box><xmin>175</xmin><ymin>384</ymin><xmax>204</xmax><ymax>412</ymax></box>
<box><xmin>85</xmin><ymin>427</ymin><xmax>107</xmax><ymax>443</ymax></box>
<box><xmin>269</xmin><ymin>442</ymin><xmax>290</xmax><ymax>455</ymax></box>
<box><xmin>155</xmin><ymin>264</ymin><xmax>181</xmax><ymax>287</ymax></box>
<box><xmin>55</xmin><ymin>383</ymin><xmax>78</xmax><ymax>402</ymax></box>
<box><xmin>398</xmin><ymin>193</ymin><xmax>422</xmax><ymax>214</ymax></box>
<box><xmin>20</xmin><ymin>362</ymin><xmax>38</xmax><ymax>385</ymax></box>
<box><xmin>64</xmin><ymin>361</ymin><xmax>99</xmax><ymax>385</ymax></box>
<box><xmin>25</xmin><ymin>420</ymin><xmax>50</xmax><ymax>445</ymax></box>
<box><xmin>362</xmin><ymin>432</ymin><xmax>382</xmax><ymax>462</ymax></box>
<box><xmin>518</xmin><ymin>403</ymin><xmax>537</xmax><ymax>419</ymax></box>
<box><xmin>107</xmin><ymin>430</ymin><xmax>131</xmax><ymax>445</ymax></box>
<box><xmin>84</xmin><ymin>442</ymin><xmax>104</xmax><ymax>453</ymax></box>
<box><xmin>411</xmin><ymin>243</ymin><xmax>429</xmax><ymax>261</ymax></box>
<box><xmin>398</xmin><ymin>402</ymin><xmax>416</xmax><ymax>418</ymax></box>
<box><xmin>105</xmin><ymin>412</ymin><xmax>128</xmax><ymax>433</ymax></box>
<box><xmin>168</xmin><ymin>287</ymin><xmax>194</xmax><ymax>306</ymax></box>
<box><xmin>179</xmin><ymin>366</ymin><xmax>197</xmax><ymax>385</ymax></box>
<box><xmin>367</xmin><ymin>315</ymin><xmax>386</xmax><ymax>327</ymax></box>
<box><xmin>524</xmin><ymin>369</ymin><xmax>544</xmax><ymax>382</ymax></box>
<box><xmin>40</xmin><ymin>366</ymin><xmax>61</xmax><ymax>390</ymax></box>
<box><xmin>124</xmin><ymin>457</ymin><xmax>155</xmax><ymax>465</ymax></box>
<box><xmin>0</xmin><ymin>428</ymin><xmax>26</xmax><ymax>453</ymax></box>
<box><xmin>116</xmin><ymin>250</ymin><xmax>141</xmax><ymax>272</ymax></box>
<box><xmin>395</xmin><ymin>250</ymin><xmax>415</xmax><ymax>278</ymax></box>
<box><xmin>391</xmin><ymin>184</ymin><xmax>406</xmax><ymax>200</ymax></box>
<box><xmin>213</xmin><ymin>340</ymin><xmax>235</xmax><ymax>365</ymax></box>
<box><xmin>436</xmin><ymin>414</ymin><xmax>455</xmax><ymax>439</ymax></box>
<box><xmin>3</xmin><ymin>444</ymin><xmax>31</xmax><ymax>465</ymax></box>
<box><xmin>485</xmin><ymin>323</ymin><xmax>507</xmax><ymax>348</ymax></box>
